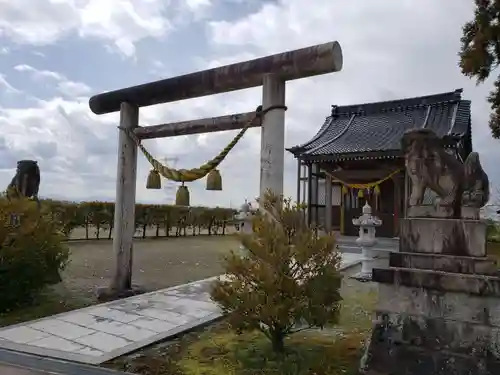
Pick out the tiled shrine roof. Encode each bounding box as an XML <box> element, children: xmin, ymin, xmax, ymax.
<box><xmin>287</xmin><ymin>89</ymin><xmax>472</xmax><ymax>162</ymax></box>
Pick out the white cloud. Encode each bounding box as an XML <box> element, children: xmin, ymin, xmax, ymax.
<box><xmin>13</xmin><ymin>64</ymin><xmax>91</xmax><ymax>97</ymax></box>
<box><xmin>14</xmin><ymin>64</ymin><xmax>63</xmax><ymax>80</ymax></box>
<box><xmin>56</xmin><ymin>81</ymin><xmax>91</xmax><ymax>97</ymax></box>
<box><xmin>0</xmin><ymin>74</ymin><xmax>21</xmax><ymax>94</ymax></box>
<box><xmin>0</xmin><ymin>0</ymin><xmax>499</xmax><ymax>210</ymax></box>
<box><xmin>0</xmin><ymin>0</ymin><xmax>212</xmax><ymax>57</ymax></box>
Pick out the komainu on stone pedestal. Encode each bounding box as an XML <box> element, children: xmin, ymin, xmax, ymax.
<box><xmin>360</xmin><ymin>129</ymin><xmax>498</xmax><ymax>374</ymax></box>
<box><xmin>360</xmin><ymin>219</ymin><xmax>500</xmax><ymax>375</ymax></box>
<box><xmin>401</xmin><ymin>128</ymin><xmax>489</xmax><ymax>219</ymax></box>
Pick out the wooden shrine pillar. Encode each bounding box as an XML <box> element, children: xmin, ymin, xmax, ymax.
<box><xmin>307</xmin><ymin>164</ymin><xmax>313</xmax><ymax>225</ymax></box>
<box><xmin>325</xmin><ymin>175</ymin><xmax>333</xmax><ymax>232</ymax></box>
<box><xmin>260</xmin><ymin>74</ymin><xmax>285</xmax><ymax>200</ymax></box>
<box><xmin>296</xmin><ymin>158</ymin><xmax>301</xmax><ymax>203</ymax></box>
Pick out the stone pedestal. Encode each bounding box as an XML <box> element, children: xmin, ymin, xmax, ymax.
<box><xmin>360</xmin><ymin>218</ymin><xmax>500</xmax><ymax>375</ymax></box>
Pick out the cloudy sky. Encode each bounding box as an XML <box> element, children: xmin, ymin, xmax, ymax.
<box><xmin>0</xmin><ymin>0</ymin><xmax>498</xmax><ymax>208</ymax></box>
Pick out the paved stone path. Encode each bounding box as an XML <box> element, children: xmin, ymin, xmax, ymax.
<box><xmin>0</xmin><ymin>253</ymin><xmax>362</xmax><ymax>367</ymax></box>
<box><xmin>0</xmin><ymin>278</ymin><xmax>221</xmax><ymax>365</ymax></box>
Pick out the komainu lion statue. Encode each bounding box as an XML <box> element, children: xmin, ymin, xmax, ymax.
<box><xmin>462</xmin><ymin>152</ymin><xmax>489</xmax><ymax>208</ymax></box>
<box><xmin>6</xmin><ymin>160</ymin><xmax>41</xmax><ymax>204</ymax></box>
<box><xmin>401</xmin><ymin>128</ymin><xmax>489</xmax><ymax>219</ymax></box>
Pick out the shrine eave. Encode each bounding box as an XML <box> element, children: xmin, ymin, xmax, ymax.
<box><xmin>287</xmin><ymin>89</ymin><xmax>472</xmax><ymax>162</ymax></box>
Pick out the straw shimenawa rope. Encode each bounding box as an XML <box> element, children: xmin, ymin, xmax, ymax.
<box><xmin>119</xmin><ymin>105</ymin><xmax>286</xmax><ymax>183</ymax></box>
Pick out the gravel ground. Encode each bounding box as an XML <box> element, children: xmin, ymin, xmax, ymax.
<box><xmin>51</xmin><ymin>236</ymin><xmax>241</xmax><ymax>306</ymax></box>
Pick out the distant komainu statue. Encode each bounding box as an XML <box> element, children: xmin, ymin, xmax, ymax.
<box><xmin>6</xmin><ymin>160</ymin><xmax>41</xmax><ymax>204</ymax></box>
<box><xmin>401</xmin><ymin>128</ymin><xmax>489</xmax><ymax>219</ymax></box>
<box><xmin>462</xmin><ymin>152</ymin><xmax>490</xmax><ymax>219</ymax></box>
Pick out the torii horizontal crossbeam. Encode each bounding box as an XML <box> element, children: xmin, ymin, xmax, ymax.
<box><xmin>89</xmin><ymin>41</ymin><xmax>343</xmax><ymax>115</ymax></box>
<box><xmin>134</xmin><ymin>111</ymin><xmax>259</xmax><ymax>139</ymax></box>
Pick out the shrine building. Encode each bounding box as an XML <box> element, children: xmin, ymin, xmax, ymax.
<box><xmin>287</xmin><ymin>89</ymin><xmax>473</xmax><ymax>238</ymax></box>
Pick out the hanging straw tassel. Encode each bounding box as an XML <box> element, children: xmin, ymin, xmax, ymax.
<box><xmin>175</xmin><ymin>184</ymin><xmax>190</xmax><ymax>206</ymax></box>
<box><xmin>374</xmin><ymin>185</ymin><xmax>381</xmax><ymax>195</ymax></box>
<box><xmin>357</xmin><ymin>189</ymin><xmax>364</xmax><ymax>198</ymax></box>
<box><xmin>206</xmin><ymin>169</ymin><xmax>222</xmax><ymax>191</ymax></box>
<box><xmin>341</xmin><ymin>185</ymin><xmax>348</xmax><ymax>195</ymax></box>
<box><xmin>146</xmin><ymin>169</ymin><xmax>162</xmax><ymax>189</ymax></box>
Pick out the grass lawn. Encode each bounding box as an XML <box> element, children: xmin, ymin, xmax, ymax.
<box><xmin>0</xmin><ymin>236</ymin><xmax>240</xmax><ymax>327</ymax></box>
<box><xmin>105</xmin><ymin>276</ymin><xmax>377</xmax><ymax>375</ymax></box>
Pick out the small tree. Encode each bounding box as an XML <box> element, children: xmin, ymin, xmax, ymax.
<box><xmin>0</xmin><ymin>195</ymin><xmax>69</xmax><ymax>311</ymax></box>
<box><xmin>459</xmin><ymin>0</ymin><xmax>500</xmax><ymax>138</ymax></box>
<box><xmin>210</xmin><ymin>191</ymin><xmax>343</xmax><ymax>353</ymax></box>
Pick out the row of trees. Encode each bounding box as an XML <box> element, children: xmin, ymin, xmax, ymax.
<box><xmin>40</xmin><ymin>199</ymin><xmax>237</xmax><ymax>240</ymax></box>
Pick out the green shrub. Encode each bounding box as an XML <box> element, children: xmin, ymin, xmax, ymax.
<box><xmin>210</xmin><ymin>191</ymin><xmax>343</xmax><ymax>353</ymax></box>
<box><xmin>487</xmin><ymin>218</ymin><xmax>500</xmax><ymax>243</ymax></box>
<box><xmin>0</xmin><ymin>196</ymin><xmax>69</xmax><ymax>312</ymax></box>
<box><xmin>36</xmin><ymin>199</ymin><xmax>236</xmax><ymax>239</ymax></box>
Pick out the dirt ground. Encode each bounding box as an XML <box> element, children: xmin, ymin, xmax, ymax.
<box><xmin>57</xmin><ymin>236</ymin><xmax>241</xmax><ymax>302</ymax></box>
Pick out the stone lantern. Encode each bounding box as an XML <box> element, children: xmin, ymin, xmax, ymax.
<box><xmin>352</xmin><ymin>202</ymin><xmax>382</xmax><ymax>281</ymax></box>
<box><xmin>234</xmin><ymin>199</ymin><xmax>254</xmax><ymax>257</ymax></box>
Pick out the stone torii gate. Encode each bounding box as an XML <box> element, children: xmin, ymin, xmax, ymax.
<box><xmin>88</xmin><ymin>41</ymin><xmax>343</xmax><ymax>298</ymax></box>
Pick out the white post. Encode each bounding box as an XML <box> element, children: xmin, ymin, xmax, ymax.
<box><xmin>110</xmin><ymin>102</ymin><xmax>139</xmax><ymax>292</ymax></box>
<box><xmin>260</xmin><ymin>73</ymin><xmax>286</xmax><ymax>200</ymax></box>
<box><xmin>325</xmin><ymin>175</ymin><xmax>332</xmax><ymax>232</ymax></box>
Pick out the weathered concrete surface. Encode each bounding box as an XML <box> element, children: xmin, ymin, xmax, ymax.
<box><xmin>377</xmin><ymin>283</ymin><xmax>500</xmax><ymax>327</ymax></box>
<box><xmin>399</xmin><ymin>218</ymin><xmax>486</xmax><ymax>256</ymax></box>
<box><xmin>389</xmin><ymin>251</ymin><xmax>497</xmax><ymax>275</ymax></box>
<box><xmin>361</xmin><ymin>319</ymin><xmax>500</xmax><ymax>374</ymax></box>
<box><xmin>361</xmin><ymin>283</ymin><xmax>500</xmax><ymax>375</ymax></box>
<box><xmin>372</xmin><ymin>267</ymin><xmax>500</xmax><ymax>297</ymax></box>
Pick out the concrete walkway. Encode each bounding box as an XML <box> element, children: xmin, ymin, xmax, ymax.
<box><xmin>0</xmin><ymin>253</ymin><xmax>362</xmax><ymax>367</ymax></box>
<box><xmin>0</xmin><ymin>278</ymin><xmax>221</xmax><ymax>365</ymax></box>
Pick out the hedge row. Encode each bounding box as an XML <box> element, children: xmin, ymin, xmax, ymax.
<box><xmin>40</xmin><ymin>199</ymin><xmax>237</xmax><ymax>240</ymax></box>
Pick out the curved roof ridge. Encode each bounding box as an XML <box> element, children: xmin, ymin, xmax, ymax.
<box><xmin>304</xmin><ymin>113</ymin><xmax>356</xmax><ymax>155</ymax></box>
<box><xmin>287</xmin><ymin>115</ymin><xmax>333</xmax><ymax>152</ymax></box>
<box><xmin>332</xmin><ymin>88</ymin><xmax>463</xmax><ymax>116</ymax></box>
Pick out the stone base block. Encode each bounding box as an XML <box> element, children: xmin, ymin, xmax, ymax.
<box><xmin>360</xmin><ymin>282</ymin><xmax>500</xmax><ymax>375</ymax></box>
<box><xmin>389</xmin><ymin>252</ymin><xmax>497</xmax><ymax>275</ymax></box>
<box><xmin>399</xmin><ymin>218</ymin><xmax>486</xmax><ymax>256</ymax></box>
<box><xmin>408</xmin><ymin>204</ymin><xmax>454</xmax><ymax>218</ymax></box>
<box><xmin>95</xmin><ymin>285</ymin><xmax>147</xmax><ymax>302</ymax></box>
<box><xmin>372</xmin><ymin>267</ymin><xmax>500</xmax><ymax>297</ymax></box>
<box><xmin>360</xmin><ymin>312</ymin><xmax>500</xmax><ymax>375</ymax></box>
<box><xmin>376</xmin><ymin>283</ymin><xmax>500</xmax><ymax>327</ymax></box>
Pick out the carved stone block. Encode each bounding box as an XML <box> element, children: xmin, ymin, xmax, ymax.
<box><xmin>407</xmin><ymin>204</ymin><xmax>454</xmax><ymax>219</ymax></box>
<box><xmin>389</xmin><ymin>252</ymin><xmax>497</xmax><ymax>275</ymax></box>
<box><xmin>462</xmin><ymin>206</ymin><xmax>481</xmax><ymax>220</ymax></box>
<box><xmin>372</xmin><ymin>267</ymin><xmax>500</xmax><ymax>297</ymax></box>
<box><xmin>399</xmin><ymin>218</ymin><xmax>486</xmax><ymax>257</ymax></box>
